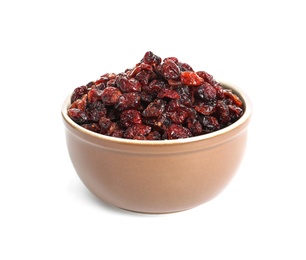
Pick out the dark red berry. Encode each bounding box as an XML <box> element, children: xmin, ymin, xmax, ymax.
<box><xmin>67</xmin><ymin>52</ymin><xmax>244</xmax><ymax>140</ymax></box>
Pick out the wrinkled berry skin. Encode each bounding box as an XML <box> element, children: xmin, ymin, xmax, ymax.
<box><xmin>67</xmin><ymin>52</ymin><xmax>244</xmax><ymax>140</ymax></box>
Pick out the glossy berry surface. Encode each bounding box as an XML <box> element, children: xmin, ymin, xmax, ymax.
<box><xmin>67</xmin><ymin>52</ymin><xmax>244</xmax><ymax>140</ymax></box>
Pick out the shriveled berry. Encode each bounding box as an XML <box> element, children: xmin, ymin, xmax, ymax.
<box><xmin>101</xmin><ymin>87</ymin><xmax>122</xmax><ymax>105</ymax></box>
<box><xmin>71</xmin><ymin>85</ymin><xmax>88</xmax><ymax>103</ymax></box>
<box><xmin>81</xmin><ymin>123</ymin><xmax>100</xmax><ymax>133</ymax></box>
<box><xmin>157</xmin><ymin>89</ymin><xmax>180</xmax><ymax>99</ymax></box>
<box><xmin>67</xmin><ymin>108</ymin><xmax>88</xmax><ymax>124</ymax></box>
<box><xmin>181</xmin><ymin>71</ymin><xmax>204</xmax><ymax>86</ymax></box>
<box><xmin>161</xmin><ymin>59</ymin><xmax>181</xmax><ymax>80</ymax></box>
<box><xmin>146</xmin><ymin>131</ymin><xmax>162</xmax><ymax>140</ymax></box>
<box><xmin>224</xmin><ymin>89</ymin><xmax>243</xmax><ymax>106</ymax></box>
<box><xmin>142</xmin><ymin>51</ymin><xmax>162</xmax><ymax>66</ymax></box>
<box><xmin>142</xmin><ymin>99</ymin><xmax>166</xmax><ymax>117</ymax></box>
<box><xmin>86</xmin><ymin>101</ymin><xmax>107</xmax><ymax>122</ymax></box>
<box><xmin>67</xmin><ymin>51</ymin><xmax>244</xmax><ymax>140</ymax></box>
<box><xmin>124</xmin><ymin>124</ymin><xmax>151</xmax><ymax>139</ymax></box>
<box><xmin>186</xmin><ymin>117</ymin><xmax>203</xmax><ymax>136</ymax></box>
<box><xmin>120</xmin><ymin>109</ymin><xmax>142</xmax><ymax>128</ymax></box>
<box><xmin>135</xmin><ymin>70</ymin><xmax>153</xmax><ymax>85</ymax></box>
<box><xmin>194</xmin><ymin>103</ymin><xmax>216</xmax><ymax>115</ymax></box>
<box><xmin>115</xmin><ymin>92</ymin><xmax>141</xmax><ymax>111</ymax></box>
<box><xmin>116</xmin><ymin>74</ymin><xmax>141</xmax><ymax>92</ymax></box>
<box><xmin>180</xmin><ymin>62</ymin><xmax>194</xmax><ymax>72</ymax></box>
<box><xmin>88</xmin><ymin>88</ymin><xmax>103</xmax><ymax>103</ymax></box>
<box><xmin>216</xmin><ymin>100</ymin><xmax>230</xmax><ymax>125</ymax></box>
<box><xmin>228</xmin><ymin>105</ymin><xmax>243</xmax><ymax>120</ymax></box>
<box><xmin>99</xmin><ymin>117</ymin><xmax>116</xmax><ymax>135</ymax></box>
<box><xmin>143</xmin><ymin>80</ymin><xmax>166</xmax><ymax>94</ymax></box>
<box><xmin>70</xmin><ymin>94</ymin><xmax>87</xmax><ymax>111</ymax></box>
<box><xmin>196</xmin><ymin>71</ymin><xmax>218</xmax><ymax>86</ymax></box>
<box><xmin>201</xmin><ymin>116</ymin><xmax>220</xmax><ymax>132</ymax></box>
<box><xmin>197</xmin><ymin>83</ymin><xmax>217</xmax><ymax>101</ymax></box>
<box><xmin>166</xmin><ymin>124</ymin><xmax>192</xmax><ymax>139</ymax></box>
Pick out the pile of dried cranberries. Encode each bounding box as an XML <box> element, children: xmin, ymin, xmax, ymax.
<box><xmin>67</xmin><ymin>52</ymin><xmax>244</xmax><ymax>140</ymax></box>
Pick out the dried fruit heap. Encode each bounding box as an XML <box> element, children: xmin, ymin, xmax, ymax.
<box><xmin>68</xmin><ymin>52</ymin><xmax>244</xmax><ymax>140</ymax></box>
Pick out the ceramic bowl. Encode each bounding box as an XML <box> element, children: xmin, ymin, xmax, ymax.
<box><xmin>61</xmin><ymin>82</ymin><xmax>252</xmax><ymax>213</ymax></box>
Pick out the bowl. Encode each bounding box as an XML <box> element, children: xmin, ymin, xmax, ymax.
<box><xmin>61</xmin><ymin>82</ymin><xmax>252</xmax><ymax>213</ymax></box>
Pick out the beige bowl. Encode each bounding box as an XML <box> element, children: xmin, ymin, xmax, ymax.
<box><xmin>61</xmin><ymin>82</ymin><xmax>252</xmax><ymax>213</ymax></box>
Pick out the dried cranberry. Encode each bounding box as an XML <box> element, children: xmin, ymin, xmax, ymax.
<box><xmin>67</xmin><ymin>51</ymin><xmax>244</xmax><ymax>140</ymax></box>
<box><xmin>124</xmin><ymin>124</ymin><xmax>151</xmax><ymax>139</ymax></box>
<box><xmin>166</xmin><ymin>124</ymin><xmax>192</xmax><ymax>139</ymax></box>
<box><xmin>101</xmin><ymin>87</ymin><xmax>122</xmax><ymax>106</ymax></box>
<box><xmin>161</xmin><ymin>59</ymin><xmax>181</xmax><ymax>80</ymax></box>
<box><xmin>116</xmin><ymin>74</ymin><xmax>142</xmax><ymax>93</ymax></box>
<box><xmin>86</xmin><ymin>101</ymin><xmax>107</xmax><ymax>122</ymax></box>
<box><xmin>70</xmin><ymin>94</ymin><xmax>87</xmax><ymax>111</ymax></box>
<box><xmin>197</xmin><ymin>83</ymin><xmax>217</xmax><ymax>101</ymax></box>
<box><xmin>142</xmin><ymin>99</ymin><xmax>166</xmax><ymax>117</ymax></box>
<box><xmin>142</xmin><ymin>51</ymin><xmax>162</xmax><ymax>66</ymax></box>
<box><xmin>81</xmin><ymin>123</ymin><xmax>100</xmax><ymax>133</ymax></box>
<box><xmin>146</xmin><ymin>131</ymin><xmax>162</xmax><ymax>140</ymax></box>
<box><xmin>120</xmin><ymin>109</ymin><xmax>142</xmax><ymax>128</ymax></box>
<box><xmin>186</xmin><ymin>117</ymin><xmax>203</xmax><ymax>136</ymax></box>
<box><xmin>68</xmin><ymin>108</ymin><xmax>88</xmax><ymax>124</ymax></box>
<box><xmin>194</xmin><ymin>103</ymin><xmax>216</xmax><ymax>115</ymax></box>
<box><xmin>201</xmin><ymin>116</ymin><xmax>220</xmax><ymax>132</ymax></box>
<box><xmin>143</xmin><ymin>80</ymin><xmax>166</xmax><ymax>94</ymax></box>
<box><xmin>157</xmin><ymin>89</ymin><xmax>180</xmax><ymax>100</ymax></box>
<box><xmin>71</xmin><ymin>85</ymin><xmax>88</xmax><ymax>103</ymax></box>
<box><xmin>115</xmin><ymin>92</ymin><xmax>141</xmax><ymax>111</ymax></box>
<box><xmin>181</xmin><ymin>71</ymin><xmax>204</xmax><ymax>86</ymax></box>
<box><xmin>99</xmin><ymin>117</ymin><xmax>116</xmax><ymax>135</ymax></box>
<box><xmin>215</xmin><ymin>100</ymin><xmax>230</xmax><ymax>125</ymax></box>
<box><xmin>88</xmin><ymin>88</ymin><xmax>103</xmax><ymax>103</ymax></box>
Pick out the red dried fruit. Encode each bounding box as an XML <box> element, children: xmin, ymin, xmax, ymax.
<box><xmin>124</xmin><ymin>124</ymin><xmax>151</xmax><ymax>139</ymax></box>
<box><xmin>197</xmin><ymin>83</ymin><xmax>217</xmax><ymax>101</ymax></box>
<box><xmin>228</xmin><ymin>105</ymin><xmax>243</xmax><ymax>120</ymax></box>
<box><xmin>99</xmin><ymin>117</ymin><xmax>116</xmax><ymax>135</ymax></box>
<box><xmin>67</xmin><ymin>108</ymin><xmax>88</xmax><ymax>124</ymax></box>
<box><xmin>224</xmin><ymin>89</ymin><xmax>243</xmax><ymax>106</ymax></box>
<box><xmin>71</xmin><ymin>85</ymin><xmax>88</xmax><ymax>103</ymax></box>
<box><xmin>67</xmin><ymin>52</ymin><xmax>244</xmax><ymax>140</ymax></box>
<box><xmin>115</xmin><ymin>92</ymin><xmax>141</xmax><ymax>111</ymax></box>
<box><xmin>181</xmin><ymin>71</ymin><xmax>204</xmax><ymax>86</ymax></box>
<box><xmin>201</xmin><ymin>116</ymin><xmax>220</xmax><ymax>132</ymax></box>
<box><xmin>166</xmin><ymin>124</ymin><xmax>192</xmax><ymax>139</ymax></box>
<box><xmin>142</xmin><ymin>99</ymin><xmax>166</xmax><ymax>117</ymax></box>
<box><xmin>186</xmin><ymin>117</ymin><xmax>203</xmax><ymax>136</ymax></box>
<box><xmin>116</xmin><ymin>74</ymin><xmax>142</xmax><ymax>93</ymax></box>
<box><xmin>216</xmin><ymin>100</ymin><xmax>230</xmax><ymax>125</ymax></box>
<box><xmin>120</xmin><ymin>109</ymin><xmax>142</xmax><ymax>128</ymax></box>
<box><xmin>88</xmin><ymin>88</ymin><xmax>103</xmax><ymax>103</ymax></box>
<box><xmin>101</xmin><ymin>87</ymin><xmax>122</xmax><ymax>105</ymax></box>
<box><xmin>70</xmin><ymin>94</ymin><xmax>87</xmax><ymax>111</ymax></box>
<box><xmin>180</xmin><ymin>63</ymin><xmax>194</xmax><ymax>72</ymax></box>
<box><xmin>157</xmin><ymin>89</ymin><xmax>180</xmax><ymax>100</ymax></box>
<box><xmin>161</xmin><ymin>59</ymin><xmax>181</xmax><ymax>80</ymax></box>
<box><xmin>81</xmin><ymin>123</ymin><xmax>100</xmax><ymax>133</ymax></box>
<box><xmin>146</xmin><ymin>131</ymin><xmax>162</xmax><ymax>140</ymax></box>
<box><xmin>196</xmin><ymin>71</ymin><xmax>217</xmax><ymax>86</ymax></box>
<box><xmin>194</xmin><ymin>103</ymin><xmax>216</xmax><ymax>115</ymax></box>
<box><xmin>86</xmin><ymin>101</ymin><xmax>107</xmax><ymax>122</ymax></box>
<box><xmin>142</xmin><ymin>51</ymin><xmax>161</xmax><ymax>66</ymax></box>
<box><xmin>143</xmin><ymin>80</ymin><xmax>166</xmax><ymax>94</ymax></box>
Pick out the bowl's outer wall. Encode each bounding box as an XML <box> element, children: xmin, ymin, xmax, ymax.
<box><xmin>65</xmin><ymin>127</ymin><xmax>248</xmax><ymax>213</ymax></box>
<box><xmin>62</xmin><ymin>83</ymin><xmax>252</xmax><ymax>213</ymax></box>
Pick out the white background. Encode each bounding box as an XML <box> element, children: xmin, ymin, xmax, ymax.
<box><xmin>1</xmin><ymin>0</ymin><xmax>305</xmax><ymax>259</ymax></box>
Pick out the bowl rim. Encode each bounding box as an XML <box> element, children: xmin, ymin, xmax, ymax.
<box><xmin>61</xmin><ymin>81</ymin><xmax>252</xmax><ymax>146</ymax></box>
